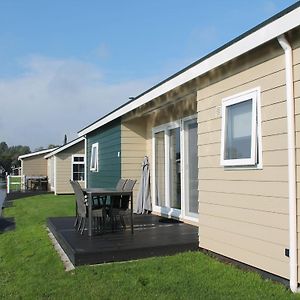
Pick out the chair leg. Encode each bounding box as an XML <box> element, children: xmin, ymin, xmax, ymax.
<box><xmin>120</xmin><ymin>215</ymin><xmax>126</xmax><ymax>229</ymax></box>
<box><xmin>77</xmin><ymin>217</ymin><xmax>82</xmax><ymax>231</ymax></box>
<box><xmin>92</xmin><ymin>217</ymin><xmax>95</xmax><ymax>231</ymax></box>
<box><xmin>74</xmin><ymin>215</ymin><xmax>78</xmax><ymax>227</ymax></box>
<box><xmin>98</xmin><ymin>217</ymin><xmax>102</xmax><ymax>231</ymax></box>
<box><xmin>80</xmin><ymin>218</ymin><xmax>86</xmax><ymax>235</ymax></box>
<box><xmin>111</xmin><ymin>215</ymin><xmax>116</xmax><ymax>231</ymax></box>
<box><xmin>94</xmin><ymin>217</ymin><xmax>98</xmax><ymax>232</ymax></box>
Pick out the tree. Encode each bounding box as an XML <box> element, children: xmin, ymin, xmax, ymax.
<box><xmin>64</xmin><ymin>134</ymin><xmax>67</xmax><ymax>145</ymax></box>
<box><xmin>9</xmin><ymin>145</ymin><xmax>30</xmax><ymax>167</ymax></box>
<box><xmin>48</xmin><ymin>144</ymin><xmax>60</xmax><ymax>149</ymax></box>
<box><xmin>0</xmin><ymin>142</ymin><xmax>31</xmax><ymax>173</ymax></box>
<box><xmin>34</xmin><ymin>146</ymin><xmax>44</xmax><ymax>152</ymax></box>
<box><xmin>0</xmin><ymin>142</ymin><xmax>8</xmax><ymax>154</ymax></box>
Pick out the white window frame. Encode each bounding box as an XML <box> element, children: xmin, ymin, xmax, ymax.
<box><xmin>71</xmin><ymin>154</ymin><xmax>85</xmax><ymax>181</ymax></box>
<box><xmin>220</xmin><ymin>87</ymin><xmax>262</xmax><ymax>168</ymax></box>
<box><xmin>90</xmin><ymin>143</ymin><xmax>99</xmax><ymax>172</ymax></box>
<box><xmin>152</xmin><ymin>115</ymin><xmax>198</xmax><ymax>223</ymax></box>
<box><xmin>152</xmin><ymin>121</ymin><xmax>181</xmax><ymax>219</ymax></box>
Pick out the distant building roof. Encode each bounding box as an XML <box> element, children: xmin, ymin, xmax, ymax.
<box><xmin>18</xmin><ymin>148</ymin><xmax>58</xmax><ymax>160</ymax></box>
<box><xmin>44</xmin><ymin>137</ymin><xmax>84</xmax><ymax>159</ymax></box>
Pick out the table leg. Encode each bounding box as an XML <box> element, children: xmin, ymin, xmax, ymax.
<box><xmin>131</xmin><ymin>192</ymin><xmax>133</xmax><ymax>234</ymax></box>
<box><xmin>88</xmin><ymin>193</ymin><xmax>92</xmax><ymax>237</ymax></box>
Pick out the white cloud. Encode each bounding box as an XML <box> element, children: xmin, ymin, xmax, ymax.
<box><xmin>0</xmin><ymin>55</ymin><xmax>152</xmax><ymax>150</ymax></box>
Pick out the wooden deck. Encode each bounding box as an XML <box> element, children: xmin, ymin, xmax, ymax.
<box><xmin>47</xmin><ymin>214</ymin><xmax>199</xmax><ymax>266</ymax></box>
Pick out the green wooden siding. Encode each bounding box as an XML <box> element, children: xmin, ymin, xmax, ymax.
<box><xmin>86</xmin><ymin>119</ymin><xmax>121</xmax><ymax>188</ymax></box>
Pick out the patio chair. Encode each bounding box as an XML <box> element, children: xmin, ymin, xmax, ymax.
<box><xmin>70</xmin><ymin>180</ymin><xmax>105</xmax><ymax>234</ymax></box>
<box><xmin>110</xmin><ymin>179</ymin><xmax>136</xmax><ymax>230</ymax></box>
<box><xmin>116</xmin><ymin>178</ymin><xmax>127</xmax><ymax>191</ymax></box>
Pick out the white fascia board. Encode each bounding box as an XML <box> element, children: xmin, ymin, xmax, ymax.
<box><xmin>18</xmin><ymin>148</ymin><xmax>58</xmax><ymax>160</ymax></box>
<box><xmin>78</xmin><ymin>7</ymin><xmax>300</xmax><ymax>137</ymax></box>
<box><xmin>44</xmin><ymin>137</ymin><xmax>85</xmax><ymax>159</ymax></box>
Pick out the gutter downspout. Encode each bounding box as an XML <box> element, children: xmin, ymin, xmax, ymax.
<box><xmin>84</xmin><ymin>135</ymin><xmax>87</xmax><ymax>189</ymax></box>
<box><xmin>277</xmin><ymin>34</ymin><xmax>297</xmax><ymax>293</ymax></box>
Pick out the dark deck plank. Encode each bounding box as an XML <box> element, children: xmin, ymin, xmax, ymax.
<box><xmin>47</xmin><ymin>215</ymin><xmax>198</xmax><ymax>266</ymax></box>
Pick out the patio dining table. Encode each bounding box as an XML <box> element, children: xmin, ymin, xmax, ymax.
<box><xmin>83</xmin><ymin>188</ymin><xmax>134</xmax><ymax>237</ymax></box>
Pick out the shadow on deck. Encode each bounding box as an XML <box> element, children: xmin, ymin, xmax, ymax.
<box><xmin>5</xmin><ymin>191</ymin><xmax>53</xmax><ymax>201</ymax></box>
<box><xmin>47</xmin><ymin>214</ymin><xmax>199</xmax><ymax>266</ymax></box>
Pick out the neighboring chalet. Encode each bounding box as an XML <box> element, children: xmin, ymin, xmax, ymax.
<box><xmin>44</xmin><ymin>137</ymin><xmax>85</xmax><ymax>195</ymax></box>
<box><xmin>77</xmin><ymin>3</ymin><xmax>300</xmax><ymax>291</ymax></box>
<box><xmin>19</xmin><ymin>148</ymin><xmax>56</xmax><ymax>178</ymax></box>
<box><xmin>18</xmin><ymin>148</ymin><xmax>57</xmax><ymax>191</ymax></box>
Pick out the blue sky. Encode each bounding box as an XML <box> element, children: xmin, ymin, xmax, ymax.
<box><xmin>0</xmin><ymin>0</ymin><xmax>297</xmax><ymax>149</ymax></box>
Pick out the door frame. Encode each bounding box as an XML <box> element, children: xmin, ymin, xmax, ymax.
<box><xmin>152</xmin><ymin>114</ymin><xmax>198</xmax><ymax>223</ymax></box>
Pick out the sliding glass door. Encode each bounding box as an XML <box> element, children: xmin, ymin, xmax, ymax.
<box><xmin>169</xmin><ymin>127</ymin><xmax>181</xmax><ymax>210</ymax></box>
<box><xmin>154</xmin><ymin>131</ymin><xmax>166</xmax><ymax>207</ymax></box>
<box><xmin>183</xmin><ymin>119</ymin><xmax>198</xmax><ymax>218</ymax></box>
<box><xmin>153</xmin><ymin>116</ymin><xmax>198</xmax><ymax>221</ymax></box>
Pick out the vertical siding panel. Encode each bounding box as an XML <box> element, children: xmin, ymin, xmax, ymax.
<box><xmin>87</xmin><ymin>119</ymin><xmax>121</xmax><ymax>188</ymax></box>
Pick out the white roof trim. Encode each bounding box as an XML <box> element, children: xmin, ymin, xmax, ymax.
<box><xmin>78</xmin><ymin>6</ymin><xmax>300</xmax><ymax>137</ymax></box>
<box><xmin>44</xmin><ymin>137</ymin><xmax>85</xmax><ymax>158</ymax></box>
<box><xmin>18</xmin><ymin>148</ymin><xmax>58</xmax><ymax>160</ymax></box>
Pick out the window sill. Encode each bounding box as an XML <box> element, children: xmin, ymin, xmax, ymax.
<box><xmin>223</xmin><ymin>165</ymin><xmax>263</xmax><ymax>171</ymax></box>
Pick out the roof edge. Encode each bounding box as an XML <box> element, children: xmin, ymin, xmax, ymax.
<box><xmin>18</xmin><ymin>148</ymin><xmax>58</xmax><ymax>160</ymax></box>
<box><xmin>44</xmin><ymin>136</ymin><xmax>85</xmax><ymax>158</ymax></box>
<box><xmin>78</xmin><ymin>2</ymin><xmax>300</xmax><ymax>136</ymax></box>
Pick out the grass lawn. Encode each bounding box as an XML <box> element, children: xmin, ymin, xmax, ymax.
<box><xmin>0</xmin><ymin>194</ymin><xmax>298</xmax><ymax>299</ymax></box>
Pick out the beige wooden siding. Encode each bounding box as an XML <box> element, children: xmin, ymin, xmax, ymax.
<box><xmin>55</xmin><ymin>141</ymin><xmax>85</xmax><ymax>194</ymax></box>
<box><xmin>197</xmin><ymin>45</ymin><xmax>290</xmax><ymax>279</ymax></box>
<box><xmin>121</xmin><ymin>118</ymin><xmax>147</xmax><ymax>206</ymax></box>
<box><xmin>22</xmin><ymin>154</ymin><xmax>48</xmax><ymax>177</ymax></box>
<box><xmin>295</xmin><ymin>44</ymin><xmax>300</xmax><ymax>281</ymax></box>
<box><xmin>121</xmin><ymin>88</ymin><xmax>197</xmax><ymax>214</ymax></box>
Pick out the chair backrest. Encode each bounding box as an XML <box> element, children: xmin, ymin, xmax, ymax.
<box><xmin>70</xmin><ymin>180</ymin><xmax>86</xmax><ymax>217</ymax></box>
<box><xmin>115</xmin><ymin>178</ymin><xmax>127</xmax><ymax>191</ymax></box>
<box><xmin>123</xmin><ymin>179</ymin><xmax>137</xmax><ymax>192</ymax></box>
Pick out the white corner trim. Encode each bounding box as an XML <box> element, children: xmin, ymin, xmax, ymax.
<box><xmin>84</xmin><ymin>137</ymin><xmax>87</xmax><ymax>189</ymax></box>
<box><xmin>54</xmin><ymin>156</ymin><xmax>57</xmax><ymax>195</ymax></box>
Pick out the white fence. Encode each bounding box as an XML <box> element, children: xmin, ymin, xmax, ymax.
<box><xmin>6</xmin><ymin>175</ymin><xmax>25</xmax><ymax>194</ymax></box>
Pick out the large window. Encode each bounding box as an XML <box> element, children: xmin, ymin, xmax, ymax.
<box><xmin>220</xmin><ymin>88</ymin><xmax>262</xmax><ymax>167</ymax></box>
<box><xmin>90</xmin><ymin>143</ymin><xmax>99</xmax><ymax>172</ymax></box>
<box><xmin>72</xmin><ymin>155</ymin><xmax>85</xmax><ymax>181</ymax></box>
